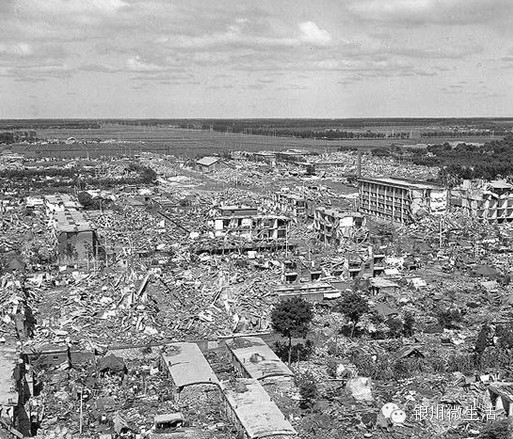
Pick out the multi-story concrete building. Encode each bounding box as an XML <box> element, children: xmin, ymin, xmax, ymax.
<box><xmin>271</xmin><ymin>192</ymin><xmax>308</xmax><ymax>221</ymax></box>
<box><xmin>452</xmin><ymin>180</ymin><xmax>513</xmax><ymax>223</ymax></box>
<box><xmin>358</xmin><ymin>177</ymin><xmax>448</xmax><ymax>224</ymax></box>
<box><xmin>50</xmin><ymin>210</ymin><xmax>99</xmax><ymax>264</ymax></box>
<box><xmin>313</xmin><ymin>207</ymin><xmax>367</xmax><ymax>245</ymax></box>
<box><xmin>209</xmin><ymin>213</ymin><xmax>290</xmax><ymax>241</ymax></box>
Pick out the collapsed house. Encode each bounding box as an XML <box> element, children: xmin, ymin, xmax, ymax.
<box><xmin>49</xmin><ymin>210</ymin><xmax>99</xmax><ymax>264</ymax></box>
<box><xmin>358</xmin><ymin>177</ymin><xmax>448</xmax><ymax>224</ymax></box>
<box><xmin>271</xmin><ymin>192</ymin><xmax>308</xmax><ymax>221</ymax></box>
<box><xmin>43</xmin><ymin>194</ymin><xmax>100</xmax><ymax>265</ymax></box>
<box><xmin>275</xmin><ymin>282</ymin><xmax>340</xmax><ymax>302</ymax></box>
<box><xmin>452</xmin><ymin>179</ymin><xmax>513</xmax><ymax>223</ymax></box>
<box><xmin>313</xmin><ymin>207</ymin><xmax>367</xmax><ymax>245</ymax></box>
<box><xmin>44</xmin><ymin>194</ymin><xmax>82</xmax><ymax>216</ymax></box>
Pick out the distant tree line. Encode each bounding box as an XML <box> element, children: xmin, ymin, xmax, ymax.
<box><xmin>0</xmin><ymin>131</ymin><xmax>37</xmax><ymax>144</ymax></box>
<box><xmin>0</xmin><ymin>163</ymin><xmax>157</xmax><ymax>189</ymax></box>
<box><xmin>420</xmin><ymin>130</ymin><xmax>504</xmax><ymax>138</ymax></box>
<box><xmin>372</xmin><ymin>134</ymin><xmax>513</xmax><ymax>182</ymax></box>
<box><xmin>197</xmin><ymin>124</ymin><xmax>411</xmax><ymax>140</ymax></box>
<box><xmin>0</xmin><ymin>121</ymin><xmax>100</xmax><ymax>130</ymax></box>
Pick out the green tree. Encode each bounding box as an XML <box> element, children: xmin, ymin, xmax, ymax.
<box><xmin>333</xmin><ymin>293</ymin><xmax>369</xmax><ymax>337</ymax></box>
<box><xmin>271</xmin><ymin>297</ymin><xmax>313</xmax><ymax>365</ymax></box>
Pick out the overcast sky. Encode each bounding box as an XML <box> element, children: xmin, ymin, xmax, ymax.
<box><xmin>1</xmin><ymin>0</ymin><xmax>512</xmax><ymax>119</ymax></box>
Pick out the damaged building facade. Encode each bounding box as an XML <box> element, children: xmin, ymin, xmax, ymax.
<box><xmin>44</xmin><ymin>195</ymin><xmax>100</xmax><ymax>265</ymax></box>
<box><xmin>271</xmin><ymin>192</ymin><xmax>308</xmax><ymax>221</ymax></box>
<box><xmin>452</xmin><ymin>179</ymin><xmax>513</xmax><ymax>223</ymax></box>
<box><xmin>313</xmin><ymin>207</ymin><xmax>367</xmax><ymax>245</ymax></box>
<box><xmin>358</xmin><ymin>177</ymin><xmax>448</xmax><ymax>224</ymax></box>
<box><xmin>209</xmin><ymin>205</ymin><xmax>290</xmax><ymax>241</ymax></box>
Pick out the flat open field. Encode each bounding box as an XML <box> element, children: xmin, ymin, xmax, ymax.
<box><xmin>9</xmin><ymin>124</ymin><xmax>503</xmax><ymax>159</ymax></box>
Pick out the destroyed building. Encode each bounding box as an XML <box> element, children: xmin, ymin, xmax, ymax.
<box><xmin>49</xmin><ymin>210</ymin><xmax>99</xmax><ymax>264</ymax></box>
<box><xmin>195</xmin><ymin>157</ymin><xmax>229</xmax><ymax>173</ymax></box>
<box><xmin>209</xmin><ymin>205</ymin><xmax>290</xmax><ymax>241</ymax></box>
<box><xmin>271</xmin><ymin>192</ymin><xmax>308</xmax><ymax>221</ymax></box>
<box><xmin>44</xmin><ymin>194</ymin><xmax>82</xmax><ymax>215</ymax></box>
<box><xmin>313</xmin><ymin>206</ymin><xmax>367</xmax><ymax>245</ymax></box>
<box><xmin>358</xmin><ymin>177</ymin><xmax>448</xmax><ymax>224</ymax></box>
<box><xmin>452</xmin><ymin>179</ymin><xmax>513</xmax><ymax>223</ymax></box>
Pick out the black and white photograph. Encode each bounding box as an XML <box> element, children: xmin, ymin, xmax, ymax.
<box><xmin>1</xmin><ymin>1</ymin><xmax>513</xmax><ymax>438</ymax></box>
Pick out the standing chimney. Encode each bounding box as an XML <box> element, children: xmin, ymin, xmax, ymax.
<box><xmin>357</xmin><ymin>150</ymin><xmax>362</xmax><ymax>178</ymax></box>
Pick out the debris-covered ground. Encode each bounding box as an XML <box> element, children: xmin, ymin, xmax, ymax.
<box><xmin>1</xmin><ymin>149</ymin><xmax>513</xmax><ymax>439</ymax></box>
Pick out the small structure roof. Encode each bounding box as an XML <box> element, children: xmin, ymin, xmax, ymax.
<box><xmin>44</xmin><ymin>194</ymin><xmax>83</xmax><ymax>209</ymax></box>
<box><xmin>52</xmin><ymin>210</ymin><xmax>94</xmax><ymax>233</ymax></box>
<box><xmin>161</xmin><ymin>343</ymin><xmax>219</xmax><ymax>389</ymax></box>
<box><xmin>196</xmin><ymin>156</ymin><xmax>221</xmax><ymax>167</ymax></box>
<box><xmin>226</xmin><ymin>337</ymin><xmax>293</xmax><ymax>380</ymax></box>
<box><xmin>98</xmin><ymin>354</ymin><xmax>127</xmax><ymax>374</ymax></box>
<box><xmin>223</xmin><ymin>378</ymin><xmax>297</xmax><ymax>439</ymax></box>
<box><xmin>154</xmin><ymin>413</ymin><xmax>184</xmax><ymax>424</ymax></box>
<box><xmin>488</xmin><ymin>180</ymin><xmax>513</xmax><ymax>191</ymax></box>
<box><xmin>369</xmin><ymin>278</ymin><xmax>399</xmax><ymax>289</ymax></box>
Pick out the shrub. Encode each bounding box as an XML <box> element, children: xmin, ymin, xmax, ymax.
<box><xmin>403</xmin><ymin>312</ymin><xmax>415</xmax><ymax>337</ymax></box>
<box><xmin>273</xmin><ymin>340</ymin><xmax>314</xmax><ymax>363</ymax></box>
<box><xmin>386</xmin><ymin>318</ymin><xmax>403</xmax><ymax>338</ymax></box>
<box><xmin>295</xmin><ymin>372</ymin><xmax>318</xmax><ymax>409</ymax></box>
<box><xmin>495</xmin><ymin>325</ymin><xmax>513</xmax><ymax>350</ymax></box>
<box><xmin>428</xmin><ymin>354</ymin><xmax>447</xmax><ymax>373</ymax></box>
<box><xmin>475</xmin><ymin>323</ymin><xmax>490</xmax><ymax>355</ymax></box>
<box><xmin>436</xmin><ymin>308</ymin><xmax>463</xmax><ymax>329</ymax></box>
<box><xmin>478</xmin><ymin>419</ymin><xmax>512</xmax><ymax>439</ymax></box>
<box><xmin>445</xmin><ymin>353</ymin><xmax>478</xmax><ymax>374</ymax></box>
<box><xmin>393</xmin><ymin>359</ymin><xmax>412</xmax><ymax>379</ymax></box>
